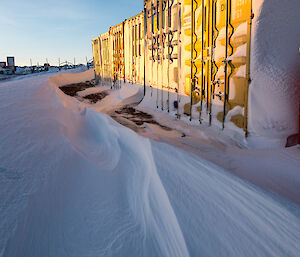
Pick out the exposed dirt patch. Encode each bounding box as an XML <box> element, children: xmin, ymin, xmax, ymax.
<box><xmin>83</xmin><ymin>91</ymin><xmax>108</xmax><ymax>104</ymax></box>
<box><xmin>59</xmin><ymin>81</ymin><xmax>178</xmax><ymax>134</ymax></box>
<box><xmin>59</xmin><ymin>80</ymin><xmax>109</xmax><ymax>104</ymax></box>
<box><xmin>114</xmin><ymin>106</ymin><xmax>173</xmax><ymax>131</ymax></box>
<box><xmin>59</xmin><ymin>81</ymin><xmax>95</xmax><ymax>97</ymax></box>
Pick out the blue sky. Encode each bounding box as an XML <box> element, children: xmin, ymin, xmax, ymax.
<box><xmin>0</xmin><ymin>0</ymin><xmax>142</xmax><ymax>66</ymax></box>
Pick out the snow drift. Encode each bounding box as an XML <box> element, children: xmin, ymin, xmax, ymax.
<box><xmin>249</xmin><ymin>0</ymin><xmax>300</xmax><ymax>144</ymax></box>
<box><xmin>0</xmin><ymin>71</ymin><xmax>299</xmax><ymax>257</ymax></box>
<box><xmin>49</xmin><ymin>68</ymin><xmax>95</xmax><ymax>87</ymax></box>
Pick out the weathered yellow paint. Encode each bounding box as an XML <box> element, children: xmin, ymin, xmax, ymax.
<box><xmin>124</xmin><ymin>12</ymin><xmax>144</xmax><ymax>84</ymax></box>
<box><xmin>91</xmin><ymin>38</ymin><xmax>101</xmax><ymax>77</ymax></box>
<box><xmin>110</xmin><ymin>23</ymin><xmax>124</xmax><ymax>82</ymax></box>
<box><xmin>181</xmin><ymin>0</ymin><xmax>252</xmax><ymax>130</ymax></box>
<box><xmin>98</xmin><ymin>32</ymin><xmax>112</xmax><ymax>82</ymax></box>
<box><xmin>91</xmin><ymin>0</ymin><xmax>253</xmax><ymax>134</ymax></box>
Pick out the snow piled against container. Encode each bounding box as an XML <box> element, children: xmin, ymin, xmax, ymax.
<box><xmin>249</xmin><ymin>0</ymin><xmax>300</xmax><ymax>144</ymax></box>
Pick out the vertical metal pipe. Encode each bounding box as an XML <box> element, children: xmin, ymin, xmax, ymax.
<box><xmin>118</xmin><ymin>30</ymin><xmax>123</xmax><ymax>87</ymax></box>
<box><xmin>114</xmin><ymin>30</ymin><xmax>116</xmax><ymax>87</ymax></box>
<box><xmin>156</xmin><ymin>0</ymin><xmax>162</xmax><ymax>110</ymax></box>
<box><xmin>161</xmin><ymin>1</ymin><xmax>165</xmax><ymax>111</ymax></box>
<box><xmin>151</xmin><ymin>1</ymin><xmax>155</xmax><ymax>94</ymax></box>
<box><xmin>159</xmin><ymin>0</ymin><xmax>164</xmax><ymax>110</ymax></box>
<box><xmin>135</xmin><ymin>24</ymin><xmax>137</xmax><ymax>84</ymax></box>
<box><xmin>156</xmin><ymin>34</ymin><xmax>159</xmax><ymax>108</ymax></box>
<box><xmin>222</xmin><ymin>0</ymin><xmax>230</xmax><ymax>129</ymax></box>
<box><xmin>206</xmin><ymin>3</ymin><xmax>210</xmax><ymax>113</ymax></box>
<box><xmin>190</xmin><ymin>0</ymin><xmax>194</xmax><ymax>121</ymax></box>
<box><xmin>177</xmin><ymin>0</ymin><xmax>181</xmax><ymax>119</ymax></box>
<box><xmin>144</xmin><ymin>5</ymin><xmax>147</xmax><ymax>96</ymax></box>
<box><xmin>132</xmin><ymin>21</ymin><xmax>134</xmax><ymax>84</ymax></box>
<box><xmin>167</xmin><ymin>0</ymin><xmax>170</xmax><ymax>112</ymax></box>
<box><xmin>209</xmin><ymin>0</ymin><xmax>215</xmax><ymax>126</ymax></box>
<box><xmin>151</xmin><ymin>1</ymin><xmax>158</xmax><ymax>108</ymax></box>
<box><xmin>244</xmin><ymin>0</ymin><xmax>253</xmax><ymax>137</ymax></box>
<box><xmin>110</xmin><ymin>29</ymin><xmax>113</xmax><ymax>87</ymax></box>
<box><xmin>199</xmin><ymin>0</ymin><xmax>204</xmax><ymax>123</ymax></box>
<box><xmin>123</xmin><ymin>21</ymin><xmax>126</xmax><ymax>83</ymax></box>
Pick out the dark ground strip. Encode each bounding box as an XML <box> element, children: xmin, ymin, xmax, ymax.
<box><xmin>59</xmin><ymin>81</ymin><xmax>95</xmax><ymax>96</ymax></box>
<box><xmin>114</xmin><ymin>106</ymin><xmax>173</xmax><ymax>131</ymax></box>
<box><xmin>59</xmin><ymin>82</ymin><xmax>176</xmax><ymax>134</ymax></box>
<box><xmin>59</xmin><ymin>80</ymin><xmax>109</xmax><ymax>104</ymax></box>
<box><xmin>83</xmin><ymin>92</ymin><xmax>108</xmax><ymax>104</ymax></box>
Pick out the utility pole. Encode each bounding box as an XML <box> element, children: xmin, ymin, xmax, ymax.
<box><xmin>86</xmin><ymin>56</ymin><xmax>89</xmax><ymax>69</ymax></box>
<box><xmin>30</xmin><ymin>58</ymin><xmax>33</xmax><ymax>73</ymax></box>
<box><xmin>45</xmin><ymin>58</ymin><xmax>49</xmax><ymax>71</ymax></box>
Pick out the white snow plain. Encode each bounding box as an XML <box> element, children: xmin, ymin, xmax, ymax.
<box><xmin>0</xmin><ymin>71</ymin><xmax>299</xmax><ymax>257</ymax></box>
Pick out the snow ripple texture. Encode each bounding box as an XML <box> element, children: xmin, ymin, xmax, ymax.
<box><xmin>0</xmin><ymin>72</ymin><xmax>299</xmax><ymax>257</ymax></box>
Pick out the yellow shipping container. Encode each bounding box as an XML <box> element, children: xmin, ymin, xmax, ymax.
<box><xmin>91</xmin><ymin>37</ymin><xmax>101</xmax><ymax>77</ymax></box>
<box><xmin>92</xmin><ymin>0</ymin><xmax>253</xmax><ymax>134</ymax></box>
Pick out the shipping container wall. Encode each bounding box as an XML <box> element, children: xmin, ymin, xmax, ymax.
<box><xmin>98</xmin><ymin>32</ymin><xmax>112</xmax><ymax>84</ymax></box>
<box><xmin>124</xmin><ymin>13</ymin><xmax>144</xmax><ymax>85</ymax></box>
<box><xmin>92</xmin><ymin>0</ymin><xmax>252</xmax><ymax>134</ymax></box>
<box><xmin>92</xmin><ymin>38</ymin><xmax>101</xmax><ymax>77</ymax></box>
<box><xmin>110</xmin><ymin>23</ymin><xmax>125</xmax><ymax>87</ymax></box>
<box><xmin>144</xmin><ymin>0</ymin><xmax>182</xmax><ymax>111</ymax></box>
<box><xmin>181</xmin><ymin>0</ymin><xmax>252</xmax><ymax>131</ymax></box>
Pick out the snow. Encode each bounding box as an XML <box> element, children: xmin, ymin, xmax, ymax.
<box><xmin>135</xmin><ymin>92</ymin><xmax>300</xmax><ymax>203</ymax></box>
<box><xmin>0</xmin><ymin>70</ymin><xmax>300</xmax><ymax>256</ymax></box>
<box><xmin>249</xmin><ymin>0</ymin><xmax>300</xmax><ymax>141</ymax></box>
<box><xmin>52</xmin><ymin>70</ymin><xmax>300</xmax><ymax>202</ymax></box>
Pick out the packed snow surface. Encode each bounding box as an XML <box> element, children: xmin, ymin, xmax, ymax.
<box><xmin>0</xmin><ymin>71</ymin><xmax>299</xmax><ymax>257</ymax></box>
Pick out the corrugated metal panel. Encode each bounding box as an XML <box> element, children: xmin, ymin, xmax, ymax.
<box><xmin>92</xmin><ymin>0</ymin><xmax>252</xmax><ymax>134</ymax></box>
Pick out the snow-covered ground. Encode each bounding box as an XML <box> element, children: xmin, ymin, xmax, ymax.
<box><xmin>0</xmin><ymin>71</ymin><xmax>299</xmax><ymax>257</ymax></box>
<box><xmin>0</xmin><ymin>67</ymin><xmax>60</xmax><ymax>82</ymax></box>
<box><xmin>67</xmin><ymin>74</ymin><xmax>300</xmax><ymax>205</ymax></box>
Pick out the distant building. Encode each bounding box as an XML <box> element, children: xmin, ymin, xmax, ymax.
<box><xmin>7</xmin><ymin>57</ymin><xmax>15</xmax><ymax>71</ymax></box>
<box><xmin>0</xmin><ymin>62</ymin><xmax>6</xmax><ymax>68</ymax></box>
